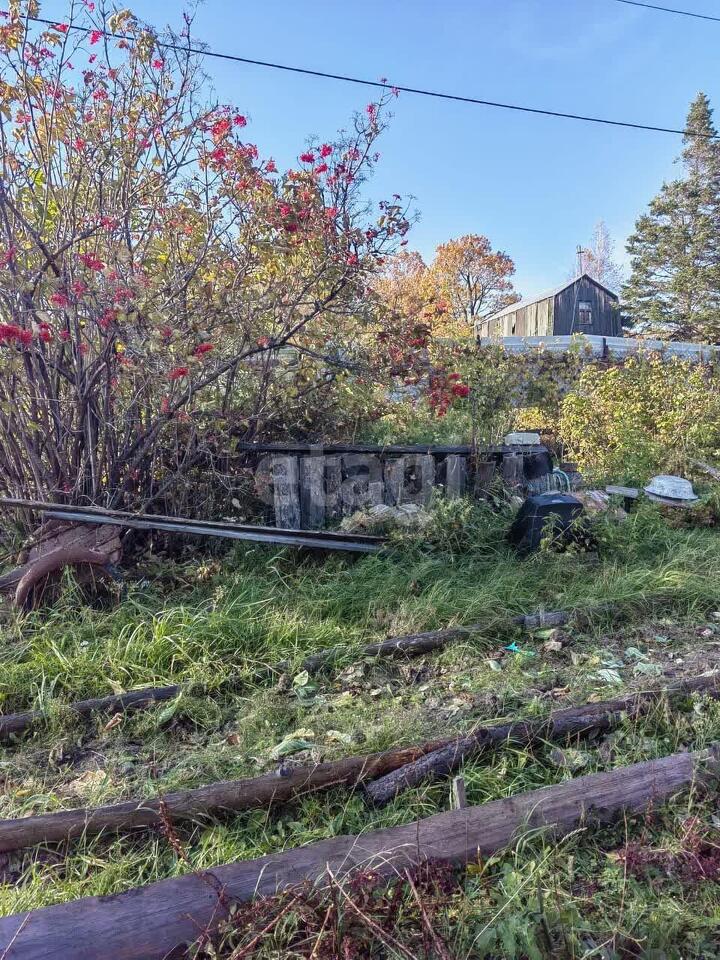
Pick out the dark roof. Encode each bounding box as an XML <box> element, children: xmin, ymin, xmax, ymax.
<box><xmin>484</xmin><ymin>273</ymin><xmax>619</xmax><ymax>324</ymax></box>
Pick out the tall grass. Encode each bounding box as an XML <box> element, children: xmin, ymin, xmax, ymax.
<box><xmin>1</xmin><ymin>499</ymin><xmax>719</xmax><ymax>955</ymax></box>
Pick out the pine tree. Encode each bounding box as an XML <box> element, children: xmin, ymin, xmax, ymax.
<box><xmin>624</xmin><ymin>93</ymin><xmax>720</xmax><ymax>342</ymax></box>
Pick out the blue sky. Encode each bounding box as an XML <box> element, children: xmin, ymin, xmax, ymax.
<box><xmin>54</xmin><ymin>0</ymin><xmax>720</xmax><ymax>296</ymax></box>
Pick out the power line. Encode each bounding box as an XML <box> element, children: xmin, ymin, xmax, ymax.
<box><xmin>610</xmin><ymin>0</ymin><xmax>720</xmax><ymax>23</ymax></box>
<box><xmin>26</xmin><ymin>15</ymin><xmax>715</xmax><ymax>139</ymax></box>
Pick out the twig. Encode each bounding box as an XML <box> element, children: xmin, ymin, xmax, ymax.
<box><xmin>308</xmin><ymin>904</ymin><xmax>334</xmax><ymax>960</ymax></box>
<box><xmin>405</xmin><ymin>868</ymin><xmax>454</xmax><ymax>960</ymax></box>
<box><xmin>328</xmin><ymin>869</ymin><xmax>418</xmax><ymax>960</ymax></box>
<box><xmin>228</xmin><ymin>894</ymin><xmax>303</xmax><ymax>960</ymax></box>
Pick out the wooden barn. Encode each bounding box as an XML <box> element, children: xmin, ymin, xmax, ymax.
<box><xmin>475</xmin><ymin>274</ymin><xmax>621</xmax><ymax>340</ymax></box>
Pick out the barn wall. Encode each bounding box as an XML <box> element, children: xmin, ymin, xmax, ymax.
<box><xmin>476</xmin><ymin>277</ymin><xmax>619</xmax><ymax>340</ymax></box>
<box><xmin>552</xmin><ymin>277</ymin><xmax>620</xmax><ymax>336</ymax></box>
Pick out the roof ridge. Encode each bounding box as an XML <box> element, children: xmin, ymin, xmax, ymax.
<box><xmin>482</xmin><ymin>274</ymin><xmax>617</xmax><ymax>324</ymax></box>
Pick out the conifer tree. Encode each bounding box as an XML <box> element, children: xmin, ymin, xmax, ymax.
<box><xmin>624</xmin><ymin>93</ymin><xmax>720</xmax><ymax>341</ymax></box>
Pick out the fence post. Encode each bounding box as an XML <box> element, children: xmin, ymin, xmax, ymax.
<box><xmin>271</xmin><ymin>455</ymin><xmax>301</xmax><ymax>529</ymax></box>
<box><xmin>445</xmin><ymin>455</ymin><xmax>468</xmax><ymax>498</ymax></box>
<box><xmin>384</xmin><ymin>454</ymin><xmax>435</xmax><ymax>506</ymax></box>
<box><xmin>340</xmin><ymin>454</ymin><xmax>383</xmax><ymax>515</ymax></box>
<box><xmin>300</xmin><ymin>456</ymin><xmax>325</xmax><ymax>530</ymax></box>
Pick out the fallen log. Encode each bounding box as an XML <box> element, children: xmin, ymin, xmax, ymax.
<box><xmin>364</xmin><ymin>672</ymin><xmax>720</xmax><ymax>806</ymax></box>
<box><xmin>1</xmin><ymin>744</ymin><xmax>717</xmax><ymax>960</ymax></box>
<box><xmin>0</xmin><ymin>608</ymin><xmax>578</xmax><ymax>742</ymax></box>
<box><xmin>301</xmin><ymin>608</ymin><xmax>574</xmax><ymax>673</ymax></box>
<box><xmin>2</xmin><ymin>674</ymin><xmax>718</xmax><ymax>853</ymax></box>
<box><xmin>0</xmin><ymin>737</ymin><xmax>453</xmax><ymax>853</ymax></box>
<box><xmin>0</xmin><ymin>684</ymin><xmax>182</xmax><ymax>741</ymax></box>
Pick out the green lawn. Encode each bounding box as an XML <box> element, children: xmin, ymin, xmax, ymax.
<box><xmin>1</xmin><ymin>501</ymin><xmax>719</xmax><ymax>957</ymax></box>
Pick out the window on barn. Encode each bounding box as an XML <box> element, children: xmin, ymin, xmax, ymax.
<box><xmin>578</xmin><ymin>301</ymin><xmax>593</xmax><ymax>329</ymax></box>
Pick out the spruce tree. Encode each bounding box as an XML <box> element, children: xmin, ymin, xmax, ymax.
<box><xmin>624</xmin><ymin>93</ymin><xmax>720</xmax><ymax>342</ymax></box>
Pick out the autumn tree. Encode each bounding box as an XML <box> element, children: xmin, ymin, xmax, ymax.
<box><xmin>425</xmin><ymin>234</ymin><xmax>518</xmax><ymax>336</ymax></box>
<box><xmin>0</xmin><ymin>1</ymin><xmax>410</xmax><ymax>516</ymax></box>
<box><xmin>373</xmin><ymin>250</ymin><xmax>428</xmax><ymax>323</ymax></box>
<box><xmin>624</xmin><ymin>93</ymin><xmax>720</xmax><ymax>341</ymax></box>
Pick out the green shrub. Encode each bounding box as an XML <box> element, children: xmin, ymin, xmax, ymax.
<box><xmin>559</xmin><ymin>355</ymin><xmax>720</xmax><ymax>483</ymax></box>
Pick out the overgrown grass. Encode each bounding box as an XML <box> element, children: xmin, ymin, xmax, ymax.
<box><xmin>1</xmin><ymin>500</ymin><xmax>720</xmax><ymax>955</ymax></box>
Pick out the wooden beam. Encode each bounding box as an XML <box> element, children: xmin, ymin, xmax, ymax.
<box><xmin>271</xmin><ymin>455</ymin><xmax>301</xmax><ymax>529</ymax></box>
<box><xmin>444</xmin><ymin>455</ymin><xmax>468</xmax><ymax>498</ymax></box>
<box><xmin>1</xmin><ymin>745</ymin><xmax>717</xmax><ymax>960</ymax></box>
<box><xmin>233</xmin><ymin>442</ymin><xmax>546</xmax><ymax>456</ymax></box>
<box><xmin>299</xmin><ymin>456</ymin><xmax>326</xmax><ymax>530</ymax></box>
<box><xmin>0</xmin><ymin>499</ymin><xmax>384</xmax><ymax>552</ymax></box>
<box><xmin>364</xmin><ymin>673</ymin><xmax>720</xmax><ymax>806</ymax></box>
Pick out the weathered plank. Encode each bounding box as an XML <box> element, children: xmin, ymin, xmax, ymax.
<box><xmin>0</xmin><ymin>499</ymin><xmax>384</xmax><ymax>551</ymax></box>
<box><xmin>324</xmin><ymin>455</ymin><xmax>343</xmax><ymax>521</ymax></box>
<box><xmin>1</xmin><ymin>746</ymin><xmax>716</xmax><ymax>960</ymax></box>
<box><xmin>299</xmin><ymin>456</ymin><xmax>326</xmax><ymax>530</ymax></box>
<box><xmin>450</xmin><ymin>776</ymin><xmax>467</xmax><ymax>810</ymax></box>
<box><xmin>474</xmin><ymin>459</ymin><xmax>496</xmax><ymax>495</ymax></box>
<box><xmin>501</xmin><ymin>452</ymin><xmax>524</xmax><ymax>487</ymax></box>
<box><xmin>444</xmin><ymin>455</ymin><xmax>467</xmax><ymax>499</ymax></box>
<box><xmin>340</xmin><ymin>454</ymin><xmax>383</xmax><ymax>515</ymax></box>
<box><xmin>384</xmin><ymin>455</ymin><xmax>435</xmax><ymax>507</ymax></box>
<box><xmin>234</xmin><ymin>442</ymin><xmax>545</xmax><ymax>455</ymax></box>
<box><xmin>271</xmin><ymin>455</ymin><xmax>301</xmax><ymax>529</ymax></box>
<box><xmin>605</xmin><ymin>485</ymin><xmax>640</xmax><ymax>499</ymax></box>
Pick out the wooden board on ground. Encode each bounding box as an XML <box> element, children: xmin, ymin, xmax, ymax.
<box><xmin>0</xmin><ymin>745</ymin><xmax>717</xmax><ymax>960</ymax></box>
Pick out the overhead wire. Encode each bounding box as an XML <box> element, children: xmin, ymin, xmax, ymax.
<box><xmin>610</xmin><ymin>0</ymin><xmax>720</xmax><ymax>23</ymax></box>
<box><xmin>24</xmin><ymin>15</ymin><xmax>717</xmax><ymax>139</ymax></box>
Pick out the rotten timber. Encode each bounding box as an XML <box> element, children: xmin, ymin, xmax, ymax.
<box><xmin>1</xmin><ymin>674</ymin><xmax>718</xmax><ymax>853</ymax></box>
<box><xmin>364</xmin><ymin>672</ymin><xmax>720</xmax><ymax>806</ymax></box>
<box><xmin>0</xmin><ymin>684</ymin><xmax>182</xmax><ymax>741</ymax></box>
<box><xmin>300</xmin><ymin>609</ymin><xmax>573</xmax><ymax>673</ymax></box>
<box><xmin>0</xmin><ymin>745</ymin><xmax>717</xmax><ymax>960</ymax></box>
<box><xmin>0</xmin><ymin>737</ymin><xmax>455</xmax><ymax>853</ymax></box>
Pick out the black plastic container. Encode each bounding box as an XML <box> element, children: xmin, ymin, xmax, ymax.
<box><xmin>508</xmin><ymin>493</ymin><xmax>584</xmax><ymax>555</ymax></box>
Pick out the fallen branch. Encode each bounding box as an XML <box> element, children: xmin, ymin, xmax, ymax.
<box><xmin>0</xmin><ymin>685</ymin><xmax>182</xmax><ymax>741</ymax></box>
<box><xmin>0</xmin><ymin>607</ymin><xmax>579</xmax><ymax>742</ymax></box>
<box><xmin>364</xmin><ymin>672</ymin><xmax>720</xmax><ymax>807</ymax></box>
<box><xmin>301</xmin><ymin>609</ymin><xmax>574</xmax><ymax>673</ymax></box>
<box><xmin>1</xmin><ymin>674</ymin><xmax>718</xmax><ymax>853</ymax></box>
<box><xmin>0</xmin><ymin>744</ymin><xmax>717</xmax><ymax>960</ymax></box>
<box><xmin>0</xmin><ymin>737</ymin><xmax>454</xmax><ymax>852</ymax></box>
